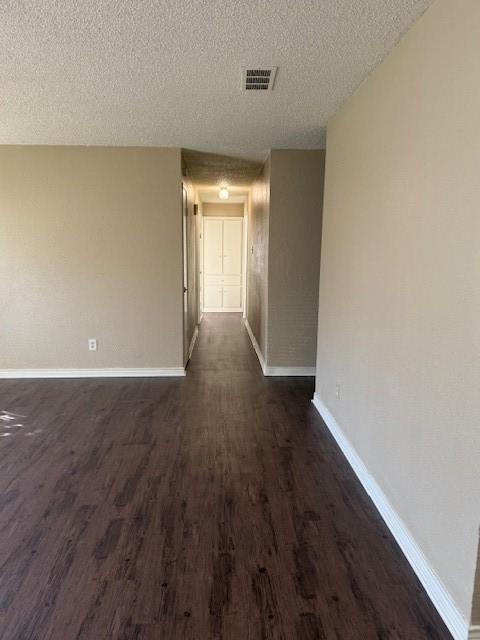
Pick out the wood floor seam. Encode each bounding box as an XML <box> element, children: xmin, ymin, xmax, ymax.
<box><xmin>0</xmin><ymin>313</ymin><xmax>452</xmax><ymax>639</ymax></box>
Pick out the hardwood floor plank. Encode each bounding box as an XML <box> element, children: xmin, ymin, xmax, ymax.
<box><xmin>0</xmin><ymin>313</ymin><xmax>452</xmax><ymax>639</ymax></box>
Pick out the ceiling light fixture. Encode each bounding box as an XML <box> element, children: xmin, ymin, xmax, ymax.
<box><xmin>219</xmin><ymin>187</ymin><xmax>229</xmax><ymax>200</ymax></box>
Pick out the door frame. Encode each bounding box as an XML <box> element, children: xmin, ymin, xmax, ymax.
<box><xmin>181</xmin><ymin>185</ymin><xmax>189</xmax><ymax>366</ymax></box>
<box><xmin>202</xmin><ymin>216</ymin><xmax>245</xmax><ymax>313</ymax></box>
<box><xmin>242</xmin><ymin>202</ymin><xmax>248</xmax><ymax>318</ymax></box>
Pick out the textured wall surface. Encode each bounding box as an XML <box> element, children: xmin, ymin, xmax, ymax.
<box><xmin>0</xmin><ymin>146</ymin><xmax>184</xmax><ymax>369</ymax></box>
<box><xmin>315</xmin><ymin>0</ymin><xmax>480</xmax><ymax>620</ymax></box>
<box><xmin>268</xmin><ymin>150</ymin><xmax>325</xmax><ymax>367</ymax></box>
<box><xmin>247</xmin><ymin>159</ymin><xmax>270</xmax><ymax>357</ymax></box>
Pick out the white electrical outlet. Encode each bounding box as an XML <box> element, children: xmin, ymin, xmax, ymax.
<box><xmin>335</xmin><ymin>383</ymin><xmax>341</xmax><ymax>400</ymax></box>
<box><xmin>88</xmin><ymin>338</ymin><xmax>98</xmax><ymax>352</ymax></box>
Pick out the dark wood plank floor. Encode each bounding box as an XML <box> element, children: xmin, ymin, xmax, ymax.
<box><xmin>0</xmin><ymin>313</ymin><xmax>451</xmax><ymax>639</ymax></box>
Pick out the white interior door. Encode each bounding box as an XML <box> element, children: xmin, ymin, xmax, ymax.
<box><xmin>222</xmin><ymin>286</ymin><xmax>242</xmax><ymax>308</ymax></box>
<box><xmin>204</xmin><ymin>219</ymin><xmax>224</xmax><ymax>310</ymax></box>
<box><xmin>204</xmin><ymin>219</ymin><xmax>223</xmax><ymax>274</ymax></box>
<box><xmin>203</xmin><ymin>217</ymin><xmax>243</xmax><ymax>312</ymax></box>
<box><xmin>223</xmin><ymin>219</ymin><xmax>243</xmax><ymax>274</ymax></box>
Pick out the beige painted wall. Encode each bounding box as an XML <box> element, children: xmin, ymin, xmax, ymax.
<box><xmin>0</xmin><ymin>146</ymin><xmax>184</xmax><ymax>370</ymax></box>
<box><xmin>203</xmin><ymin>202</ymin><xmax>244</xmax><ymax>217</ymax></box>
<box><xmin>315</xmin><ymin>0</ymin><xmax>480</xmax><ymax>622</ymax></box>
<box><xmin>246</xmin><ymin>151</ymin><xmax>324</xmax><ymax>369</ymax></box>
<box><xmin>247</xmin><ymin>158</ymin><xmax>270</xmax><ymax>357</ymax></box>
<box><xmin>268</xmin><ymin>150</ymin><xmax>324</xmax><ymax>367</ymax></box>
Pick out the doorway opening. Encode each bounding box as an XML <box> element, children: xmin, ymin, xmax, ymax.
<box><xmin>181</xmin><ymin>184</ymin><xmax>190</xmax><ymax>367</ymax></box>
<box><xmin>181</xmin><ymin>149</ymin><xmax>261</xmax><ymax>366</ymax></box>
<box><xmin>180</xmin><ymin>180</ymin><xmax>250</xmax><ymax>367</ymax></box>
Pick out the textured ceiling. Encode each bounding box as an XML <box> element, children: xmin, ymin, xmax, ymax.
<box><xmin>183</xmin><ymin>150</ymin><xmax>262</xmax><ymax>186</ymax></box>
<box><xmin>0</xmin><ymin>0</ymin><xmax>432</xmax><ymax>160</ymax></box>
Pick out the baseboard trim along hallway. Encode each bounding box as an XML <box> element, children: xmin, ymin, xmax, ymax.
<box><xmin>244</xmin><ymin>318</ymin><xmax>315</xmax><ymax>377</ymax></box>
<box><xmin>0</xmin><ymin>314</ymin><xmax>454</xmax><ymax>638</ymax></box>
<box><xmin>0</xmin><ymin>368</ymin><xmax>187</xmax><ymax>379</ymax></box>
<box><xmin>264</xmin><ymin>366</ymin><xmax>316</xmax><ymax>376</ymax></box>
<box><xmin>243</xmin><ymin>318</ymin><xmax>266</xmax><ymax>372</ymax></box>
<box><xmin>188</xmin><ymin>326</ymin><xmax>199</xmax><ymax>361</ymax></box>
<box><xmin>311</xmin><ymin>392</ymin><xmax>469</xmax><ymax>640</ymax></box>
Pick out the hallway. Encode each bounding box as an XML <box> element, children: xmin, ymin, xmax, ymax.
<box><xmin>0</xmin><ymin>314</ymin><xmax>450</xmax><ymax>639</ymax></box>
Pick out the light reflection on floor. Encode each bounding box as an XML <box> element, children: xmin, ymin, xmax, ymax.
<box><xmin>0</xmin><ymin>411</ymin><xmax>33</xmax><ymax>437</ymax></box>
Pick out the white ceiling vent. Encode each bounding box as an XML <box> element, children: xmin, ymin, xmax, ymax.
<box><xmin>242</xmin><ymin>67</ymin><xmax>277</xmax><ymax>91</ymax></box>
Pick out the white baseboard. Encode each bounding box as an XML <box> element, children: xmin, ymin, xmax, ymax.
<box><xmin>312</xmin><ymin>392</ymin><xmax>469</xmax><ymax>640</ymax></box>
<box><xmin>0</xmin><ymin>368</ymin><xmax>186</xmax><ymax>379</ymax></box>
<box><xmin>188</xmin><ymin>326</ymin><xmax>199</xmax><ymax>360</ymax></box>
<box><xmin>470</xmin><ymin>626</ymin><xmax>480</xmax><ymax>640</ymax></box>
<box><xmin>244</xmin><ymin>319</ymin><xmax>316</xmax><ymax>377</ymax></box>
<box><xmin>244</xmin><ymin>318</ymin><xmax>266</xmax><ymax>373</ymax></box>
<box><xmin>265</xmin><ymin>366</ymin><xmax>315</xmax><ymax>376</ymax></box>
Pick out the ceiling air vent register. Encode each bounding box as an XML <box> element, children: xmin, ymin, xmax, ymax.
<box><xmin>242</xmin><ymin>67</ymin><xmax>277</xmax><ymax>91</ymax></box>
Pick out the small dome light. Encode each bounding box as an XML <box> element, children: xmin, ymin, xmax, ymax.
<box><xmin>219</xmin><ymin>187</ymin><xmax>229</xmax><ymax>200</ymax></box>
